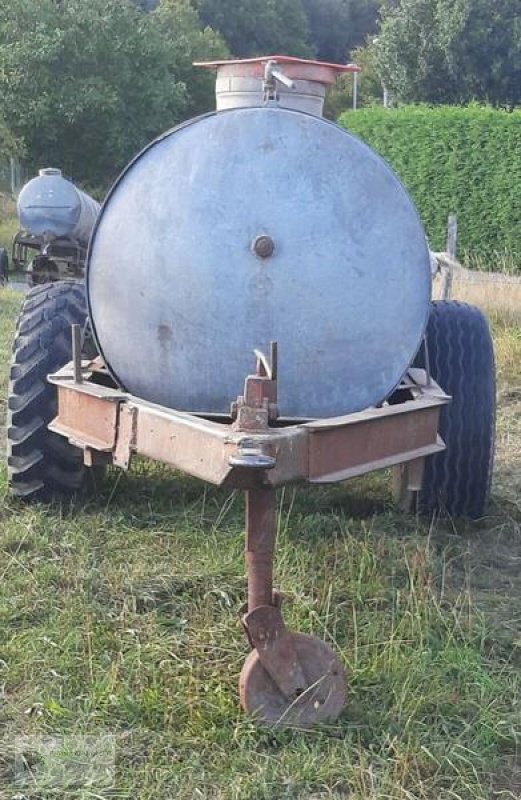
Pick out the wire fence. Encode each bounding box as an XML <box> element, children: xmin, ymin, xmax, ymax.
<box><xmin>0</xmin><ymin>158</ymin><xmax>27</xmax><ymax>196</ymax></box>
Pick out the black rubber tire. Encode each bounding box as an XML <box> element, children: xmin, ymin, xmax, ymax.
<box><xmin>7</xmin><ymin>281</ymin><xmax>90</xmax><ymax>501</ymax></box>
<box><xmin>28</xmin><ymin>255</ymin><xmax>59</xmax><ymax>287</ymax></box>
<box><xmin>0</xmin><ymin>247</ymin><xmax>8</xmax><ymax>285</ymax></box>
<box><xmin>417</xmin><ymin>301</ymin><xmax>496</xmax><ymax>519</ymax></box>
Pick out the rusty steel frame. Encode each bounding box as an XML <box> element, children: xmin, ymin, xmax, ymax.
<box><xmin>49</xmin><ymin>363</ymin><xmax>447</xmax><ymax>490</ymax></box>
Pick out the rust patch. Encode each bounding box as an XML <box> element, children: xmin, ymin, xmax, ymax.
<box><xmin>157</xmin><ymin>324</ymin><xmax>173</xmax><ymax>346</ymax></box>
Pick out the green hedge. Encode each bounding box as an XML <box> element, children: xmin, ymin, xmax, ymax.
<box><xmin>338</xmin><ymin>105</ymin><xmax>521</xmax><ymax>270</ymax></box>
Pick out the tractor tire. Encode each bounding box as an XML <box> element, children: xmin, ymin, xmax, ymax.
<box><xmin>417</xmin><ymin>301</ymin><xmax>496</xmax><ymax>519</ymax></box>
<box><xmin>7</xmin><ymin>281</ymin><xmax>92</xmax><ymax>501</ymax></box>
<box><xmin>28</xmin><ymin>255</ymin><xmax>59</xmax><ymax>287</ymax></box>
<box><xmin>0</xmin><ymin>247</ymin><xmax>8</xmax><ymax>285</ymax></box>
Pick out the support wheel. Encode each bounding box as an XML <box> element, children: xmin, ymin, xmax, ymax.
<box><xmin>239</xmin><ymin>633</ymin><xmax>346</xmax><ymax>727</ymax></box>
<box><xmin>7</xmin><ymin>281</ymin><xmax>96</xmax><ymax>501</ymax></box>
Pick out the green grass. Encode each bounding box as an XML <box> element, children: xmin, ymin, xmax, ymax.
<box><xmin>0</xmin><ymin>214</ymin><xmax>17</xmax><ymax>254</ymax></box>
<box><xmin>1</xmin><ymin>286</ymin><xmax>520</xmax><ymax>799</ymax></box>
<box><xmin>0</xmin><ymin>201</ymin><xmax>18</xmax><ymax>253</ymax></box>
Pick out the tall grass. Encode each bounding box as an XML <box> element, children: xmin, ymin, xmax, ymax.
<box><xmin>432</xmin><ymin>251</ymin><xmax>521</xmax><ymax>327</ymax></box>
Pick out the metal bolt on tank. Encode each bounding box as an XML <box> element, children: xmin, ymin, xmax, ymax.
<box><xmin>41</xmin><ymin>56</ymin><xmax>455</xmax><ymax>727</ymax></box>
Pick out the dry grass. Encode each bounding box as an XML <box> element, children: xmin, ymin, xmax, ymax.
<box><xmin>433</xmin><ymin>264</ymin><xmax>521</xmax><ymax>326</ymax></box>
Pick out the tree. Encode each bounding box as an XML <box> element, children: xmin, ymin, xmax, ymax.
<box><xmin>195</xmin><ymin>0</ymin><xmax>380</xmax><ymax>62</ymax></box>
<box><xmin>437</xmin><ymin>0</ymin><xmax>521</xmax><ymax>106</ymax></box>
<box><xmin>301</xmin><ymin>0</ymin><xmax>352</xmax><ymax>62</ymax></box>
<box><xmin>324</xmin><ymin>46</ymin><xmax>383</xmax><ymax>119</ymax></box>
<box><xmin>154</xmin><ymin>0</ymin><xmax>228</xmax><ymax>118</ymax></box>
<box><xmin>194</xmin><ymin>0</ymin><xmax>312</xmax><ymax>58</ymax></box>
<box><xmin>0</xmin><ymin>0</ymin><xmax>225</xmax><ymax>187</ymax></box>
<box><xmin>302</xmin><ymin>0</ymin><xmax>380</xmax><ymax>63</ymax></box>
<box><xmin>370</xmin><ymin>0</ymin><xmax>521</xmax><ymax>105</ymax></box>
<box><xmin>349</xmin><ymin>0</ymin><xmax>382</xmax><ymax>49</ymax></box>
<box><xmin>0</xmin><ymin>118</ymin><xmax>23</xmax><ymax>164</ymax></box>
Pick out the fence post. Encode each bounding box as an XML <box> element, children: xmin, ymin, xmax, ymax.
<box><xmin>10</xmin><ymin>157</ymin><xmax>16</xmax><ymax>195</ymax></box>
<box><xmin>440</xmin><ymin>214</ymin><xmax>457</xmax><ymax>300</ymax></box>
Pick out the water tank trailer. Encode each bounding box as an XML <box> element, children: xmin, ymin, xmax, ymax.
<box><xmin>13</xmin><ymin>168</ymin><xmax>100</xmax><ymax>284</ymax></box>
<box><xmin>7</xmin><ymin>57</ymin><xmax>496</xmax><ymax>727</ymax></box>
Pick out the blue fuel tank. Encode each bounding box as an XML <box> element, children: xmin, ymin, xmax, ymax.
<box><xmin>17</xmin><ymin>168</ymin><xmax>100</xmax><ymax>245</ymax></box>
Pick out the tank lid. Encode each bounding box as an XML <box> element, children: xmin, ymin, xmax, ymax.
<box><xmin>195</xmin><ymin>55</ymin><xmax>360</xmax><ymax>116</ymax></box>
<box><xmin>39</xmin><ymin>167</ymin><xmax>62</xmax><ymax>177</ymax></box>
<box><xmin>195</xmin><ymin>55</ymin><xmax>359</xmax><ymax>84</ymax></box>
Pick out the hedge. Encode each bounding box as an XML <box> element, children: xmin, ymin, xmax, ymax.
<box><xmin>338</xmin><ymin>105</ymin><xmax>521</xmax><ymax>271</ymax></box>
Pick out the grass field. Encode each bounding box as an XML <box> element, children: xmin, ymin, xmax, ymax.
<box><xmin>1</xmin><ymin>283</ymin><xmax>520</xmax><ymax>799</ymax></box>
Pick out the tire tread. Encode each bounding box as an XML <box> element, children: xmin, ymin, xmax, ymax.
<box><xmin>418</xmin><ymin>301</ymin><xmax>495</xmax><ymax>518</ymax></box>
<box><xmin>7</xmin><ymin>281</ymin><xmax>89</xmax><ymax>501</ymax></box>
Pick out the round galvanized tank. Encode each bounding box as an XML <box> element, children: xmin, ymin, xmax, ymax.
<box><xmin>17</xmin><ymin>168</ymin><xmax>100</xmax><ymax>245</ymax></box>
<box><xmin>87</xmin><ymin>108</ymin><xmax>431</xmax><ymax>419</ymax></box>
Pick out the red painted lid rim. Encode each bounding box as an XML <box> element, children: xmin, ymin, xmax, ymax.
<box><xmin>194</xmin><ymin>55</ymin><xmax>361</xmax><ymax>73</ymax></box>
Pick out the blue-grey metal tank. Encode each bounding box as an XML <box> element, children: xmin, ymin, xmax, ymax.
<box><xmin>17</xmin><ymin>168</ymin><xmax>100</xmax><ymax>245</ymax></box>
<box><xmin>87</xmin><ymin>107</ymin><xmax>431</xmax><ymax>419</ymax></box>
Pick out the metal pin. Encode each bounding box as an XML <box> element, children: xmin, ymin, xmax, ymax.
<box><xmin>423</xmin><ymin>336</ymin><xmax>432</xmax><ymax>386</ymax></box>
<box><xmin>270</xmin><ymin>341</ymin><xmax>278</xmax><ymax>381</ymax></box>
<box><xmin>71</xmin><ymin>324</ymin><xmax>82</xmax><ymax>384</ymax></box>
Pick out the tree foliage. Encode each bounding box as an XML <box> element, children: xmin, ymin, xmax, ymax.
<box><xmin>0</xmin><ymin>0</ymin><xmax>383</xmax><ymax>187</ymax></box>
<box><xmin>302</xmin><ymin>0</ymin><xmax>380</xmax><ymax>62</ymax></box>
<box><xmin>0</xmin><ymin>118</ymin><xmax>23</xmax><ymax>164</ymax></box>
<box><xmin>2</xmin><ymin>0</ymin><xmax>519</xmax><ymax>198</ymax></box>
<box><xmin>370</xmin><ymin>0</ymin><xmax>521</xmax><ymax>105</ymax></box>
<box><xmin>301</xmin><ymin>0</ymin><xmax>353</xmax><ymax>62</ymax></box>
<box><xmin>324</xmin><ymin>45</ymin><xmax>383</xmax><ymax>118</ymax></box>
<box><xmin>194</xmin><ymin>0</ymin><xmax>380</xmax><ymax>61</ymax></box>
<box><xmin>0</xmin><ymin>0</ymin><xmax>226</xmax><ymax>187</ymax></box>
<box><xmin>194</xmin><ymin>0</ymin><xmax>312</xmax><ymax>58</ymax></box>
<box><xmin>155</xmin><ymin>0</ymin><xmax>227</xmax><ymax>117</ymax></box>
